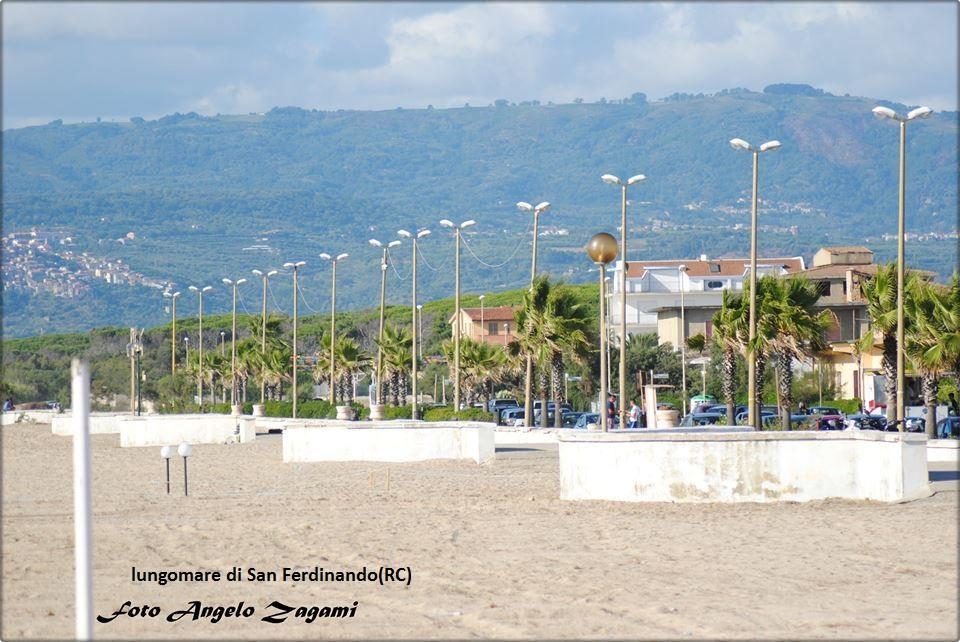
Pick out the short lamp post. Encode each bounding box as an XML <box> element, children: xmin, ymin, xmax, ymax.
<box><xmin>160</xmin><ymin>445</ymin><xmax>174</xmax><ymax>494</ymax></box>
<box><xmin>586</xmin><ymin>233</ymin><xmax>619</xmax><ymax>432</ymax></box>
<box><xmin>177</xmin><ymin>442</ymin><xmax>192</xmax><ymax>496</ymax></box>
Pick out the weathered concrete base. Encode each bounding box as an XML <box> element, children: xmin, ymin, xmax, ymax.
<box><xmin>119</xmin><ymin>414</ymin><xmax>256</xmax><ymax>447</ymax></box>
<box><xmin>335</xmin><ymin>405</ymin><xmax>355</xmax><ymax>421</ymax></box>
<box><xmin>2</xmin><ymin>409</ymin><xmax>60</xmax><ymax>426</ymax></box>
<box><xmin>369</xmin><ymin>404</ymin><xmax>386</xmax><ymax>421</ymax></box>
<box><xmin>928</xmin><ymin>440</ymin><xmax>959</xmax><ymax>464</ymax></box>
<box><xmin>251</xmin><ymin>404</ymin><xmax>266</xmax><ymax>417</ymax></box>
<box><xmin>283</xmin><ymin>421</ymin><xmax>494</xmax><ymax>464</ymax></box>
<box><xmin>52</xmin><ymin>412</ymin><xmax>126</xmax><ymax>435</ymax></box>
<box><xmin>559</xmin><ymin>429</ymin><xmax>930</xmax><ymax>503</ymax></box>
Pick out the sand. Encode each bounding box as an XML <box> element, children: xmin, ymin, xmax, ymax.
<box><xmin>2</xmin><ymin>422</ymin><xmax>957</xmax><ymax>640</ymax></box>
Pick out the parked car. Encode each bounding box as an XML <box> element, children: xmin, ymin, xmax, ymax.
<box><xmin>888</xmin><ymin>417</ymin><xmax>926</xmax><ymax>433</ymax></box>
<box><xmin>807</xmin><ymin>406</ymin><xmax>842</xmax><ymax>416</ymax></box>
<box><xmin>846</xmin><ymin>413</ymin><xmax>888</xmax><ymax>431</ymax></box>
<box><xmin>500</xmin><ymin>407</ymin><xmax>526</xmax><ymax>426</ymax></box>
<box><xmin>679</xmin><ymin>412</ymin><xmax>724</xmax><ymax>427</ymax></box>
<box><xmin>703</xmin><ymin>404</ymin><xmax>747</xmax><ymax>417</ymax></box>
<box><xmin>573</xmin><ymin>412</ymin><xmax>600</xmax><ymax>429</ymax></box>
<box><xmin>488</xmin><ymin>398</ymin><xmax>519</xmax><ymax>413</ymax></box>
<box><xmin>814</xmin><ymin>415</ymin><xmax>845</xmax><ymax>431</ymax></box>
<box><xmin>561</xmin><ymin>411</ymin><xmax>584</xmax><ymax>427</ymax></box>
<box><xmin>936</xmin><ymin>416</ymin><xmax>960</xmax><ymax>439</ymax></box>
<box><xmin>734</xmin><ymin>410</ymin><xmax>775</xmax><ymax>425</ymax></box>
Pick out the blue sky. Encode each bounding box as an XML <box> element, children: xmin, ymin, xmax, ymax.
<box><xmin>2</xmin><ymin>1</ymin><xmax>957</xmax><ymax>128</ymax></box>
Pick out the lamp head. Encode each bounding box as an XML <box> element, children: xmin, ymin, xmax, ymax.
<box><xmin>601</xmin><ymin>174</ymin><xmax>622</xmax><ymax>186</ymax></box>
<box><xmin>586</xmin><ymin>232</ymin><xmax>619</xmax><ymax>265</ymax></box>
<box><xmin>160</xmin><ymin>445</ymin><xmax>174</xmax><ymax>459</ymax></box>
<box><xmin>729</xmin><ymin>138</ymin><xmax>754</xmax><ymax>152</ymax></box>
<box><xmin>439</xmin><ymin>219</ymin><xmax>454</xmax><ymax>228</ymax></box>
<box><xmin>872</xmin><ymin>105</ymin><xmax>900</xmax><ymax>121</ymax></box>
<box><xmin>369</xmin><ymin>239</ymin><xmax>383</xmax><ymax>247</ymax></box>
<box><xmin>251</xmin><ymin>269</ymin><xmax>263</xmax><ymax>276</ymax></box>
<box><xmin>172</xmin><ymin>291</ymin><xmax>180</xmax><ymax>298</ymax></box>
<box><xmin>317</xmin><ymin>255</ymin><xmax>330</xmax><ymax>262</ymax></box>
<box><xmin>202</xmin><ymin>286</ymin><xmax>212</xmax><ymax>292</ymax></box>
<box><xmin>627</xmin><ymin>174</ymin><xmax>646</xmax><ymax>185</ymax></box>
<box><xmin>283</xmin><ymin>261</ymin><xmax>296</xmax><ymax>268</ymax></box>
<box><xmin>461</xmin><ymin>220</ymin><xmax>476</xmax><ymax>229</ymax></box>
<box><xmin>678</xmin><ymin>264</ymin><xmax>688</xmax><ymax>272</ymax></box>
<box><xmin>236</xmin><ymin>278</ymin><xmax>247</xmax><ymax>285</ymax></box>
<box><xmin>397</xmin><ymin>229</ymin><xmax>412</xmax><ymax>238</ymax></box>
<box><xmin>336</xmin><ymin>253</ymin><xmax>349</xmax><ymax>261</ymax></box>
<box><xmin>188</xmin><ymin>285</ymin><xmax>199</xmax><ymax>292</ymax></box>
<box><xmin>535</xmin><ymin>201</ymin><xmax>550</xmax><ymax>212</ymax></box>
<box><xmin>907</xmin><ymin>106</ymin><xmax>933</xmax><ymax>120</ymax></box>
<box><xmin>388</xmin><ymin>240</ymin><xmax>402</xmax><ymax>248</ymax></box>
<box><xmin>222</xmin><ymin>278</ymin><xmax>232</xmax><ymax>285</ymax></box>
<box><xmin>479</xmin><ymin>294</ymin><xmax>485</xmax><ymax>301</ymax></box>
<box><xmin>267</xmin><ymin>270</ymin><xmax>278</xmax><ymax>277</ymax></box>
<box><xmin>417</xmin><ymin>229</ymin><xmax>431</xmax><ymax>238</ymax></box>
<box><xmin>177</xmin><ymin>442</ymin><xmax>193</xmax><ymax>458</ymax></box>
<box><xmin>516</xmin><ymin>201</ymin><xmax>533</xmax><ymax>212</ymax></box>
<box><xmin>759</xmin><ymin>140</ymin><xmax>781</xmax><ymax>152</ymax></box>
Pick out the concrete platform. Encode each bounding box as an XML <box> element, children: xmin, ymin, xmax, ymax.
<box><xmin>1</xmin><ymin>409</ymin><xmax>60</xmax><ymax>426</ymax></box>
<box><xmin>283</xmin><ymin>420</ymin><xmax>495</xmax><ymax>464</ymax></box>
<box><xmin>119</xmin><ymin>414</ymin><xmax>255</xmax><ymax>447</ymax></box>
<box><xmin>927</xmin><ymin>439</ymin><xmax>959</xmax><ymax>464</ymax></box>
<box><xmin>559</xmin><ymin>429</ymin><xmax>930</xmax><ymax>503</ymax></box>
<box><xmin>51</xmin><ymin>412</ymin><xmax>127</xmax><ymax>435</ymax></box>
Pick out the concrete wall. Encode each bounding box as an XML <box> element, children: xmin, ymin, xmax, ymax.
<box><xmin>928</xmin><ymin>440</ymin><xmax>959</xmax><ymax>464</ymax></box>
<box><xmin>283</xmin><ymin>422</ymin><xmax>495</xmax><ymax>464</ymax></box>
<box><xmin>559</xmin><ymin>430</ymin><xmax>930</xmax><ymax>503</ymax></box>
<box><xmin>1</xmin><ymin>409</ymin><xmax>60</xmax><ymax>426</ymax></box>
<box><xmin>119</xmin><ymin>414</ymin><xmax>255</xmax><ymax>447</ymax></box>
<box><xmin>51</xmin><ymin>412</ymin><xmax>127</xmax><ymax>435</ymax></box>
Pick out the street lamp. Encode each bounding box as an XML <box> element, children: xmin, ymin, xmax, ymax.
<box><xmin>251</xmin><ymin>269</ymin><xmax>278</xmax><ymax>406</ymax></box>
<box><xmin>478</xmin><ymin>294</ymin><xmax>485</xmax><ymax>336</ymax></box>
<box><xmin>439</xmin><ymin>219</ymin><xmax>476</xmax><ymax>411</ymax></box>
<box><xmin>398</xmin><ymin>229</ymin><xmax>431</xmax><ymax>418</ymax></box>
<box><xmin>872</xmin><ymin>104</ymin><xmax>933</xmax><ymax>428</ymax></box>
<box><xmin>125</xmin><ymin>328</ymin><xmax>144</xmax><ymax>415</ymax></box>
<box><xmin>222</xmin><ymin>277</ymin><xmax>247</xmax><ymax>408</ymax></box>
<box><xmin>602</xmin><ymin>173</ymin><xmax>645</xmax><ymax>429</ymax></box>
<box><xmin>319</xmin><ymin>253</ymin><xmax>347</xmax><ymax>407</ymax></box>
<box><xmin>417</xmin><ymin>304</ymin><xmax>424</xmax><ymax>360</ymax></box>
<box><xmin>188</xmin><ymin>285</ymin><xmax>213</xmax><ymax>409</ymax></box>
<box><xmin>517</xmin><ymin>200</ymin><xmax>550</xmax><ymax>427</ymax></box>
<box><xmin>282</xmin><ymin>261</ymin><xmax>306</xmax><ymax>417</ymax></box>
<box><xmin>678</xmin><ymin>264</ymin><xmax>688</xmax><ymax>416</ymax></box>
<box><xmin>729</xmin><ymin>136</ymin><xmax>781</xmax><ymax>430</ymax></box>
<box><xmin>587</xmin><ymin>233</ymin><xmax>619</xmax><ymax>432</ymax></box>
<box><xmin>369</xmin><ymin>239</ymin><xmax>402</xmax><ymax>407</ymax></box>
<box><xmin>163</xmin><ymin>291</ymin><xmax>181</xmax><ymax>376</ymax></box>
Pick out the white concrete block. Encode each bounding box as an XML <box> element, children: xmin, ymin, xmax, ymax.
<box><xmin>52</xmin><ymin>412</ymin><xmax>126</xmax><ymax>435</ymax></box>
<box><xmin>119</xmin><ymin>414</ymin><xmax>255</xmax><ymax>447</ymax></box>
<box><xmin>927</xmin><ymin>440</ymin><xmax>959</xmax><ymax>464</ymax></box>
<box><xmin>559</xmin><ymin>430</ymin><xmax>930</xmax><ymax>503</ymax></box>
<box><xmin>283</xmin><ymin>421</ymin><xmax>495</xmax><ymax>464</ymax></box>
<box><xmin>2</xmin><ymin>409</ymin><xmax>60</xmax><ymax>426</ymax></box>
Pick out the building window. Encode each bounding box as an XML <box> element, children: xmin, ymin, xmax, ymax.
<box><xmin>709</xmin><ymin>263</ymin><xmax>721</xmax><ymax>273</ymax></box>
<box><xmin>706</xmin><ymin>280</ymin><xmax>723</xmax><ymax>289</ymax></box>
<box><xmin>488</xmin><ymin>322</ymin><xmax>500</xmax><ymax>335</ymax></box>
<box><xmin>815</xmin><ymin>281</ymin><xmax>830</xmax><ymax>298</ymax></box>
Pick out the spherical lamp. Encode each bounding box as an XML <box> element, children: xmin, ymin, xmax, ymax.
<box><xmin>586</xmin><ymin>233</ymin><xmax>619</xmax><ymax>265</ymax></box>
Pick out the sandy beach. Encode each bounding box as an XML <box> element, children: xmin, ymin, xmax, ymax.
<box><xmin>2</xmin><ymin>422</ymin><xmax>957</xmax><ymax>640</ymax></box>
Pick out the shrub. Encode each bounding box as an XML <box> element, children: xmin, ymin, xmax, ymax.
<box><xmin>422</xmin><ymin>406</ymin><xmax>494</xmax><ymax>422</ymax></box>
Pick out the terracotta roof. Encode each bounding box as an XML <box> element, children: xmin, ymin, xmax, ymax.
<box><xmin>624</xmin><ymin>257</ymin><xmax>804</xmax><ymax>279</ymax></box>
<box><xmin>459</xmin><ymin>306</ymin><xmax>518</xmax><ymax>322</ymax></box>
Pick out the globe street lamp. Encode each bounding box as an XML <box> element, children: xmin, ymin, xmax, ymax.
<box><xmin>163</xmin><ymin>291</ymin><xmax>181</xmax><ymax>376</ymax></box>
<box><xmin>369</xmin><ymin>239</ymin><xmax>402</xmax><ymax>407</ymax></box>
<box><xmin>602</xmin><ymin>173</ymin><xmax>645</xmax><ymax>429</ymax></box>
<box><xmin>398</xmin><ymin>229</ymin><xmax>431</xmax><ymax>418</ymax></box>
<box><xmin>282</xmin><ymin>261</ymin><xmax>306</xmax><ymax>417</ymax></box>
<box><xmin>222</xmin><ymin>277</ymin><xmax>247</xmax><ymax>408</ymax></box>
<box><xmin>729</xmin><ymin>137</ymin><xmax>781</xmax><ymax>429</ymax></box>
<box><xmin>440</xmin><ymin>219</ymin><xmax>476</xmax><ymax>411</ymax></box>
<box><xmin>188</xmin><ymin>285</ymin><xmax>212</xmax><ymax>409</ymax></box>
<box><xmin>251</xmin><ymin>269</ymin><xmax>278</xmax><ymax>407</ymax></box>
<box><xmin>517</xmin><ymin>200</ymin><xmax>550</xmax><ymax>427</ymax></box>
<box><xmin>319</xmin><ymin>253</ymin><xmax>348</xmax><ymax>407</ymax></box>
<box><xmin>872</xmin><ymin>104</ymin><xmax>933</xmax><ymax>428</ymax></box>
<box><xmin>587</xmin><ymin>232</ymin><xmax>618</xmax><ymax>432</ymax></box>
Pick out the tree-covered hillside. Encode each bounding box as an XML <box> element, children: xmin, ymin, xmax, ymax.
<box><xmin>3</xmin><ymin>85</ymin><xmax>957</xmax><ymax>337</ymax></box>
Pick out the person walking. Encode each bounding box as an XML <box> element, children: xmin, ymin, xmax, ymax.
<box><xmin>948</xmin><ymin>392</ymin><xmax>959</xmax><ymax>417</ymax></box>
<box><xmin>607</xmin><ymin>394</ymin><xmax>618</xmax><ymax>428</ymax></box>
<box><xmin>628</xmin><ymin>399</ymin><xmax>641</xmax><ymax>429</ymax></box>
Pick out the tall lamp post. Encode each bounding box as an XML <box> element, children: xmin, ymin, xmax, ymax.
<box><xmin>163</xmin><ymin>290</ymin><xmax>181</xmax><ymax>376</ymax></box>
<box><xmin>282</xmin><ymin>261</ymin><xmax>306</xmax><ymax>417</ymax></box>
<box><xmin>251</xmin><ymin>269</ymin><xmax>278</xmax><ymax>407</ymax></box>
<box><xmin>439</xmin><ymin>219</ymin><xmax>476</xmax><ymax>411</ymax></box>
<box><xmin>319</xmin><ymin>253</ymin><xmax>348</xmax><ymax>407</ymax></box>
<box><xmin>222</xmin><ymin>277</ymin><xmax>247</xmax><ymax>408</ymax></box>
<box><xmin>188</xmin><ymin>285</ymin><xmax>212</xmax><ymax>409</ymax></box>
<box><xmin>586</xmin><ymin>233</ymin><xmax>619</xmax><ymax>432</ymax></box>
<box><xmin>417</xmin><ymin>305</ymin><xmax>424</xmax><ymax>360</ymax></box>
<box><xmin>678</xmin><ymin>264</ymin><xmax>688</xmax><ymax>415</ymax></box>
<box><xmin>398</xmin><ymin>229</ymin><xmax>431</xmax><ymax>418</ymax></box>
<box><xmin>479</xmin><ymin>294</ymin><xmax>485</xmax><ymax>335</ymax></box>
<box><xmin>601</xmin><ymin>174</ymin><xmax>645</xmax><ymax>428</ymax></box>
<box><xmin>517</xmin><ymin>201</ymin><xmax>550</xmax><ymax>426</ymax></box>
<box><xmin>369</xmin><ymin>239</ymin><xmax>402</xmax><ymax>407</ymax></box>
<box><xmin>729</xmin><ymin>137</ymin><xmax>781</xmax><ymax>430</ymax></box>
<box><xmin>871</xmin><ymin>104</ymin><xmax>933</xmax><ymax>429</ymax></box>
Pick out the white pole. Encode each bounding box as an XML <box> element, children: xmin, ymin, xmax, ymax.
<box><xmin>71</xmin><ymin>359</ymin><xmax>93</xmax><ymax>641</ymax></box>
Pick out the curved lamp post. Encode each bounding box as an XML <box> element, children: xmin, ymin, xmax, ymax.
<box><xmin>251</xmin><ymin>269</ymin><xmax>278</xmax><ymax>406</ymax></box>
<box><xmin>163</xmin><ymin>290</ymin><xmax>181</xmax><ymax>376</ymax></box>
<box><xmin>398</xmin><ymin>229</ymin><xmax>431</xmax><ymax>418</ymax></box>
<box><xmin>602</xmin><ymin>174</ymin><xmax>645</xmax><ymax>429</ymax></box>
<box><xmin>222</xmin><ymin>277</ymin><xmax>247</xmax><ymax>407</ymax></box>
<box><xmin>188</xmin><ymin>285</ymin><xmax>212</xmax><ymax>409</ymax></box>
<box><xmin>369</xmin><ymin>239</ymin><xmax>402</xmax><ymax>407</ymax></box>
<box><xmin>729</xmin><ymin>137</ymin><xmax>781</xmax><ymax>430</ymax></box>
<box><xmin>872</xmin><ymin>104</ymin><xmax>933</xmax><ymax>428</ymax></box>
<box><xmin>440</xmin><ymin>219</ymin><xmax>476</xmax><ymax>411</ymax></box>
<box><xmin>319</xmin><ymin>253</ymin><xmax>348</xmax><ymax>407</ymax></box>
<box><xmin>282</xmin><ymin>261</ymin><xmax>306</xmax><ymax>417</ymax></box>
<box><xmin>516</xmin><ymin>201</ymin><xmax>550</xmax><ymax>426</ymax></box>
<box><xmin>587</xmin><ymin>232</ymin><xmax>618</xmax><ymax>432</ymax></box>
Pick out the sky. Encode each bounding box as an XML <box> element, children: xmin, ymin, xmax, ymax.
<box><xmin>2</xmin><ymin>1</ymin><xmax>957</xmax><ymax>128</ymax></box>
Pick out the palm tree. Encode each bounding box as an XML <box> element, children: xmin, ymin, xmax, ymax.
<box><xmin>451</xmin><ymin>337</ymin><xmax>508</xmax><ymax>409</ymax></box>
<box><xmin>712</xmin><ymin>289</ymin><xmax>746</xmax><ymax>422</ymax></box>
<box><xmin>761</xmin><ymin>275</ymin><xmax>833</xmax><ymax>430</ymax></box>
<box><xmin>333</xmin><ymin>337</ymin><xmax>370</xmax><ymax>405</ymax></box>
<box><xmin>905</xmin><ymin>278</ymin><xmax>958</xmax><ymax>437</ymax></box>
<box><xmin>511</xmin><ymin>276</ymin><xmax>552</xmax><ymax>426</ymax></box>
<box><xmin>378</xmin><ymin>324</ymin><xmax>412</xmax><ymax>407</ymax></box>
<box><xmin>543</xmin><ymin>285</ymin><xmax>593</xmax><ymax>428</ymax></box>
<box><xmin>261</xmin><ymin>347</ymin><xmax>290</xmax><ymax>401</ymax></box>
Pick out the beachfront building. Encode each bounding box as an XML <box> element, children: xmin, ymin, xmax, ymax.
<box><xmin>448</xmin><ymin>306</ymin><xmax>519</xmax><ymax>347</ymax></box>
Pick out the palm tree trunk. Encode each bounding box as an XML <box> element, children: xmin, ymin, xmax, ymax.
<box><xmin>921</xmin><ymin>373</ymin><xmax>937</xmax><ymax>438</ymax></box>
<box><xmin>722</xmin><ymin>347</ymin><xmax>736</xmax><ymax>423</ymax></box>
<box><xmin>538</xmin><ymin>365</ymin><xmax>549</xmax><ymax>428</ymax></box>
<box><xmin>882</xmin><ymin>335</ymin><xmax>897</xmax><ymax>421</ymax></box>
<box><xmin>776</xmin><ymin>352</ymin><xmax>793</xmax><ymax>431</ymax></box>
<box><xmin>755</xmin><ymin>352</ymin><xmax>766</xmax><ymax>430</ymax></box>
<box><xmin>552</xmin><ymin>351</ymin><xmax>565</xmax><ymax>429</ymax></box>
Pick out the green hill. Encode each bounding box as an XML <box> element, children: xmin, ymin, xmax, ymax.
<box><xmin>3</xmin><ymin>85</ymin><xmax>957</xmax><ymax>337</ymax></box>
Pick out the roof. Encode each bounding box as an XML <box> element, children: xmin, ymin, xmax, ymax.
<box><xmin>624</xmin><ymin>256</ymin><xmax>804</xmax><ymax>279</ymax></box>
<box><xmin>452</xmin><ymin>305</ymin><xmax>518</xmax><ymax>323</ymax></box>
<box><xmin>817</xmin><ymin>246</ymin><xmax>873</xmax><ymax>254</ymax></box>
<box><xmin>793</xmin><ymin>263</ymin><xmax>880</xmax><ymax>278</ymax></box>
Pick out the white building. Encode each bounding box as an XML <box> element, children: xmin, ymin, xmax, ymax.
<box><xmin>607</xmin><ymin>254</ymin><xmax>806</xmax><ymax>345</ymax></box>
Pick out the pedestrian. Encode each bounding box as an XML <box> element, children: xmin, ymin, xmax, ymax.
<box><xmin>607</xmin><ymin>394</ymin><xmax>617</xmax><ymax>428</ymax></box>
<box><xmin>2</xmin><ymin>398</ymin><xmax>13</xmax><ymax>412</ymax></box>
<box><xmin>628</xmin><ymin>399</ymin><xmax>641</xmax><ymax>429</ymax></box>
<box><xmin>949</xmin><ymin>392</ymin><xmax>959</xmax><ymax>417</ymax></box>
<box><xmin>798</xmin><ymin>400</ymin><xmax>808</xmax><ymax>415</ymax></box>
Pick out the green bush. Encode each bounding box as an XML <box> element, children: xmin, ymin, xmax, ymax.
<box><xmin>422</xmin><ymin>406</ymin><xmax>494</xmax><ymax>422</ymax></box>
<box><xmin>819</xmin><ymin>399</ymin><xmax>862</xmax><ymax>415</ymax></box>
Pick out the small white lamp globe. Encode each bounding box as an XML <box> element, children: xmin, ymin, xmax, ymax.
<box><xmin>160</xmin><ymin>445</ymin><xmax>174</xmax><ymax>459</ymax></box>
<box><xmin>177</xmin><ymin>443</ymin><xmax>193</xmax><ymax>458</ymax></box>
